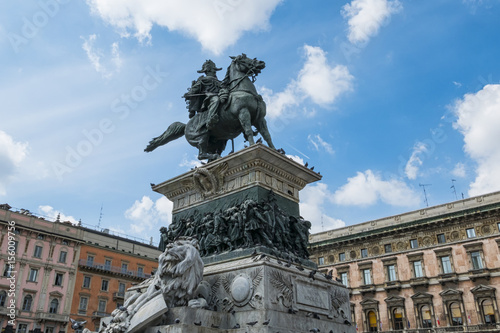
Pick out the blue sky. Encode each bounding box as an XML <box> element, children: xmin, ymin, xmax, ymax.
<box><xmin>1</xmin><ymin>0</ymin><xmax>500</xmax><ymax>244</ymax></box>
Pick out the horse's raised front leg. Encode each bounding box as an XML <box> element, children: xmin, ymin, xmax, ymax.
<box><xmin>238</xmin><ymin>108</ymin><xmax>255</xmax><ymax>145</ymax></box>
<box><xmin>255</xmin><ymin>118</ymin><xmax>275</xmax><ymax>149</ymax></box>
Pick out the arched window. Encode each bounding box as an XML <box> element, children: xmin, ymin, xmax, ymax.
<box><xmin>421</xmin><ymin>305</ymin><xmax>432</xmax><ymax>328</ymax></box>
<box><xmin>393</xmin><ymin>307</ymin><xmax>404</xmax><ymax>329</ymax></box>
<box><xmin>367</xmin><ymin>311</ymin><xmax>378</xmax><ymax>332</ymax></box>
<box><xmin>22</xmin><ymin>295</ymin><xmax>33</xmax><ymax>311</ymax></box>
<box><xmin>49</xmin><ymin>298</ymin><xmax>59</xmax><ymax>314</ymax></box>
<box><xmin>482</xmin><ymin>299</ymin><xmax>496</xmax><ymax>324</ymax></box>
<box><xmin>0</xmin><ymin>290</ymin><xmax>6</xmax><ymax>307</ymax></box>
<box><xmin>450</xmin><ymin>302</ymin><xmax>463</xmax><ymax>326</ymax></box>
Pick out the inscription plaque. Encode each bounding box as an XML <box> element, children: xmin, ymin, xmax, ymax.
<box><xmin>295</xmin><ymin>281</ymin><xmax>329</xmax><ymax>311</ymax></box>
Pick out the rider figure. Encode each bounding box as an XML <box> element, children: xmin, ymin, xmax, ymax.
<box><xmin>183</xmin><ymin>60</ymin><xmax>228</xmax><ymax>130</ymax></box>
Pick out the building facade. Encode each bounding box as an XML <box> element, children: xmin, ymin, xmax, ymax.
<box><xmin>0</xmin><ymin>205</ymin><xmax>162</xmax><ymax>333</ymax></box>
<box><xmin>310</xmin><ymin>191</ymin><xmax>500</xmax><ymax>333</ymax></box>
<box><xmin>0</xmin><ymin>205</ymin><xmax>83</xmax><ymax>333</ymax></box>
<box><xmin>70</xmin><ymin>229</ymin><xmax>160</xmax><ymax>331</ymax></box>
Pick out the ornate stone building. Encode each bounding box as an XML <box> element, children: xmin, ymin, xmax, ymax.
<box><xmin>309</xmin><ymin>191</ymin><xmax>500</xmax><ymax>333</ymax></box>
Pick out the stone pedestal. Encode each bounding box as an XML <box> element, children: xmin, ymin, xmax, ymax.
<box><xmin>152</xmin><ymin>143</ymin><xmax>321</xmax><ymax>222</ymax></box>
<box><xmin>146</xmin><ymin>144</ymin><xmax>354</xmax><ymax>333</ymax></box>
<box><xmin>152</xmin><ymin>144</ymin><xmax>322</xmax><ymax>263</ymax></box>
<box><xmin>145</xmin><ymin>256</ymin><xmax>354</xmax><ymax>333</ymax></box>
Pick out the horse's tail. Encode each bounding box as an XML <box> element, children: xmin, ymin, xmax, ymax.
<box><xmin>144</xmin><ymin>122</ymin><xmax>186</xmax><ymax>152</ymax></box>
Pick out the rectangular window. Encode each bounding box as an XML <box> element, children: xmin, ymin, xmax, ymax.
<box><xmin>387</xmin><ymin>265</ymin><xmax>397</xmax><ymax>281</ymax></box>
<box><xmin>363</xmin><ymin>269</ymin><xmax>372</xmax><ymax>285</ymax></box>
<box><xmin>101</xmin><ymin>279</ymin><xmax>109</xmax><ymax>291</ymax></box>
<box><xmin>441</xmin><ymin>256</ymin><xmax>453</xmax><ymax>274</ymax></box>
<box><xmin>86</xmin><ymin>255</ymin><xmax>94</xmax><ymax>266</ymax></box>
<box><xmin>121</xmin><ymin>263</ymin><xmax>128</xmax><ymax>274</ymax></box>
<box><xmin>498</xmin><ymin>223</ymin><xmax>500</xmax><ymax>233</ymax></box>
<box><xmin>62</xmin><ymin>240</ymin><xmax>69</xmax><ymax>245</ymax></box>
<box><xmin>45</xmin><ymin>327</ymin><xmax>54</xmax><ymax>333</ymax></box>
<box><xmin>17</xmin><ymin>324</ymin><xmax>28</xmax><ymax>333</ymax></box>
<box><xmin>54</xmin><ymin>273</ymin><xmax>63</xmax><ymax>286</ymax></box>
<box><xmin>410</xmin><ymin>239</ymin><xmax>419</xmax><ymax>249</ymax></box>
<box><xmin>361</xmin><ymin>248</ymin><xmax>368</xmax><ymax>258</ymax></box>
<box><xmin>471</xmin><ymin>251</ymin><xmax>483</xmax><ymax>270</ymax></box>
<box><xmin>341</xmin><ymin>272</ymin><xmax>349</xmax><ymax>287</ymax></box>
<box><xmin>28</xmin><ymin>268</ymin><xmax>38</xmax><ymax>282</ymax></box>
<box><xmin>466</xmin><ymin>228</ymin><xmax>476</xmax><ymax>238</ymax></box>
<box><xmin>78</xmin><ymin>297</ymin><xmax>88</xmax><ymax>311</ymax></box>
<box><xmin>33</xmin><ymin>245</ymin><xmax>43</xmax><ymax>258</ymax></box>
<box><xmin>3</xmin><ymin>264</ymin><xmax>13</xmax><ymax>277</ymax></box>
<box><xmin>318</xmin><ymin>257</ymin><xmax>324</xmax><ymax>265</ymax></box>
<box><xmin>83</xmin><ymin>276</ymin><xmax>91</xmax><ymax>288</ymax></box>
<box><xmin>58</xmin><ymin>251</ymin><xmax>67</xmax><ymax>263</ymax></box>
<box><xmin>437</xmin><ymin>233</ymin><xmax>446</xmax><ymax>244</ymax></box>
<box><xmin>98</xmin><ymin>300</ymin><xmax>107</xmax><ymax>312</ymax></box>
<box><xmin>339</xmin><ymin>253</ymin><xmax>345</xmax><ymax>262</ymax></box>
<box><xmin>385</xmin><ymin>244</ymin><xmax>392</xmax><ymax>253</ymax></box>
<box><xmin>413</xmin><ymin>260</ymin><xmax>424</xmax><ymax>278</ymax></box>
<box><xmin>119</xmin><ymin>282</ymin><xmax>126</xmax><ymax>293</ymax></box>
<box><xmin>104</xmin><ymin>259</ymin><xmax>112</xmax><ymax>270</ymax></box>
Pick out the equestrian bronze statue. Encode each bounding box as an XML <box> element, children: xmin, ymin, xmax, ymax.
<box><xmin>145</xmin><ymin>54</ymin><xmax>275</xmax><ymax>161</ymax></box>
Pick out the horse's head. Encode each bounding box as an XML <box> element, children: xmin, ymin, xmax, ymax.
<box><xmin>229</xmin><ymin>53</ymin><xmax>266</xmax><ymax>77</ymax></box>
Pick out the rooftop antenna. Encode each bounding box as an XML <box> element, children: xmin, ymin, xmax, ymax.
<box><xmin>98</xmin><ymin>204</ymin><xmax>103</xmax><ymax>229</ymax></box>
<box><xmin>419</xmin><ymin>183</ymin><xmax>432</xmax><ymax>207</ymax></box>
<box><xmin>451</xmin><ymin>179</ymin><xmax>458</xmax><ymax>200</ymax></box>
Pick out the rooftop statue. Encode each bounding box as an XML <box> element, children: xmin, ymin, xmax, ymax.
<box><xmin>145</xmin><ymin>54</ymin><xmax>275</xmax><ymax>161</ymax></box>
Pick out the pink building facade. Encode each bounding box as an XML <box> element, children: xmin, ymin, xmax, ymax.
<box><xmin>0</xmin><ymin>206</ymin><xmax>83</xmax><ymax>333</ymax></box>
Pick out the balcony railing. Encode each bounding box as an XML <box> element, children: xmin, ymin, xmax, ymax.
<box><xmin>92</xmin><ymin>311</ymin><xmax>111</xmax><ymax>318</ymax></box>
<box><xmin>384</xmin><ymin>280</ymin><xmax>402</xmax><ymax>291</ymax></box>
<box><xmin>34</xmin><ymin>312</ymin><xmax>69</xmax><ymax>323</ymax></box>
<box><xmin>78</xmin><ymin>260</ymin><xmax>151</xmax><ymax>279</ymax></box>
<box><xmin>0</xmin><ymin>307</ymin><xmax>17</xmax><ymax>316</ymax></box>
<box><xmin>468</xmin><ymin>268</ymin><xmax>491</xmax><ymax>281</ymax></box>
<box><xmin>410</xmin><ymin>276</ymin><xmax>429</xmax><ymax>288</ymax></box>
<box><xmin>113</xmin><ymin>291</ymin><xmax>125</xmax><ymax>300</ymax></box>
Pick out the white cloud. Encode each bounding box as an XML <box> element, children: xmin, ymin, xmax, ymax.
<box><xmin>81</xmin><ymin>34</ymin><xmax>122</xmax><ymax>79</ymax></box>
<box><xmin>333</xmin><ymin>170</ymin><xmax>420</xmax><ymax>207</ymax></box>
<box><xmin>342</xmin><ymin>0</ymin><xmax>402</xmax><ymax>44</ymax></box>
<box><xmin>405</xmin><ymin>142</ymin><xmax>428</xmax><ymax>180</ymax></box>
<box><xmin>308</xmin><ymin>134</ymin><xmax>335</xmax><ymax>155</ymax></box>
<box><xmin>38</xmin><ymin>205</ymin><xmax>79</xmax><ymax>224</ymax></box>
<box><xmin>298</xmin><ymin>46</ymin><xmax>354</xmax><ymax>106</ymax></box>
<box><xmin>300</xmin><ymin>183</ymin><xmax>345</xmax><ymax>234</ymax></box>
<box><xmin>260</xmin><ymin>85</ymin><xmax>300</xmax><ymax>119</ymax></box>
<box><xmin>286</xmin><ymin>154</ymin><xmax>304</xmax><ymax>165</ymax></box>
<box><xmin>0</xmin><ymin>130</ymin><xmax>28</xmax><ymax>195</ymax></box>
<box><xmin>261</xmin><ymin>45</ymin><xmax>353</xmax><ymax>119</ymax></box>
<box><xmin>125</xmin><ymin>196</ymin><xmax>172</xmax><ymax>233</ymax></box>
<box><xmin>451</xmin><ymin>162</ymin><xmax>466</xmax><ymax>178</ymax></box>
<box><xmin>452</xmin><ymin>84</ymin><xmax>500</xmax><ymax>196</ymax></box>
<box><xmin>86</xmin><ymin>0</ymin><xmax>282</xmax><ymax>55</ymax></box>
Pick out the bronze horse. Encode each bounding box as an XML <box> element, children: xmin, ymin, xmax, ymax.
<box><xmin>145</xmin><ymin>54</ymin><xmax>275</xmax><ymax>160</ymax></box>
